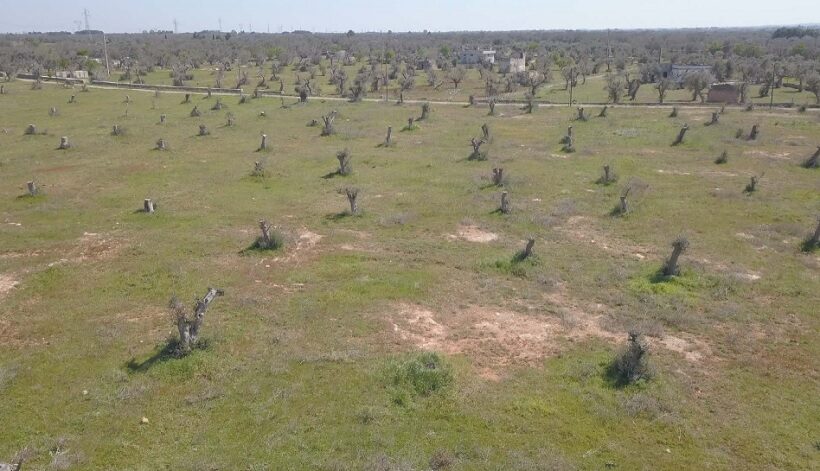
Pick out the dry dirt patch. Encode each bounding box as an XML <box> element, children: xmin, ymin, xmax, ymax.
<box><xmin>390</xmin><ymin>285</ymin><xmax>714</xmax><ymax>377</ymax></box>
<box><xmin>0</xmin><ymin>274</ymin><xmax>19</xmax><ymax>299</ymax></box>
<box><xmin>449</xmin><ymin>224</ymin><xmax>498</xmax><ymax>243</ymax></box>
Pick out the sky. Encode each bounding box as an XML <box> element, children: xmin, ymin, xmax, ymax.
<box><xmin>1</xmin><ymin>0</ymin><xmax>818</xmax><ymax>33</ymax></box>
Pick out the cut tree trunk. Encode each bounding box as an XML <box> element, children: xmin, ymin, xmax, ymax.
<box><xmin>500</xmin><ymin>191</ymin><xmax>511</xmax><ymax>214</ymax></box>
<box><xmin>143</xmin><ymin>199</ymin><xmax>155</xmax><ymax>213</ymax></box>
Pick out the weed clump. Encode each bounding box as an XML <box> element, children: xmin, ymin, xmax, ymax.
<box><xmin>388</xmin><ymin>352</ymin><xmax>452</xmax><ymax>404</ymax></box>
<box><xmin>607</xmin><ymin>332</ymin><xmax>651</xmax><ymax>387</ymax></box>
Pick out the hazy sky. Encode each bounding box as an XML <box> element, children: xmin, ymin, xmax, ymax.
<box><xmin>2</xmin><ymin>0</ymin><xmax>818</xmax><ymax>33</ymax></box>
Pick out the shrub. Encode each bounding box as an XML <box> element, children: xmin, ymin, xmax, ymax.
<box><xmin>607</xmin><ymin>332</ymin><xmax>651</xmax><ymax>386</ymax></box>
<box><xmin>388</xmin><ymin>352</ymin><xmax>452</xmax><ymax>400</ymax></box>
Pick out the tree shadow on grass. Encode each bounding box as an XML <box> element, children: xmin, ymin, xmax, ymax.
<box><xmin>321</xmin><ymin>170</ymin><xmax>342</xmax><ymax>179</ymax></box>
<box><xmin>325</xmin><ymin>211</ymin><xmax>353</xmax><ymax>221</ymax></box>
<box><xmin>126</xmin><ymin>338</ymin><xmax>208</xmax><ymax>373</ymax></box>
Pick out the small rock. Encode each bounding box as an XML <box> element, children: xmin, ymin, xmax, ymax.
<box><xmin>82</xmin><ymin>389</ymin><xmax>88</xmax><ymax>395</ymax></box>
<box><xmin>141</xmin><ymin>417</ymin><xmax>149</xmax><ymax>424</ymax></box>
<box><xmin>665</xmin><ymin>448</ymin><xmax>671</xmax><ymax>454</ymax></box>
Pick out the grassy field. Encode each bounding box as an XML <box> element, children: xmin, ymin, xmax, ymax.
<box><xmin>130</xmin><ymin>62</ymin><xmax>820</xmax><ymax>107</ymax></box>
<box><xmin>0</xmin><ymin>80</ymin><xmax>818</xmax><ymax>470</ymax></box>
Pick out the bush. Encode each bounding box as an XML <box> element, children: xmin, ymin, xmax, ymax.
<box><xmin>607</xmin><ymin>332</ymin><xmax>651</xmax><ymax>387</ymax></box>
<box><xmin>388</xmin><ymin>352</ymin><xmax>452</xmax><ymax>402</ymax></box>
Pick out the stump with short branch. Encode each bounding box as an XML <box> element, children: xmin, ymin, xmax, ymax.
<box><xmin>517</xmin><ymin>237</ymin><xmax>535</xmax><ymax>260</ymax></box>
<box><xmin>198</xmin><ymin>124</ymin><xmax>209</xmax><ymax>136</ymax></box>
<box><xmin>669</xmin><ymin>107</ymin><xmax>678</xmax><ymax>118</ymax></box>
<box><xmin>226</xmin><ymin>113</ymin><xmax>236</xmax><ymax>127</ymax></box>
<box><xmin>661</xmin><ymin>236</ymin><xmax>689</xmax><ymax>277</ymax></box>
<box><xmin>500</xmin><ymin>191</ymin><xmax>511</xmax><ymax>214</ymax></box>
<box><xmin>488</xmin><ymin>98</ymin><xmax>497</xmax><ymax>116</ymax></box>
<box><xmin>212</xmin><ymin>98</ymin><xmax>223</xmax><ymax>111</ymax></box>
<box><xmin>382</xmin><ymin>126</ymin><xmax>393</xmax><ymax>147</ymax></box>
<box><xmin>672</xmin><ymin>124</ymin><xmax>689</xmax><ymax>146</ymax></box>
<box><xmin>614</xmin><ymin>186</ymin><xmax>631</xmax><ymax>215</ymax></box>
<box><xmin>748</xmin><ymin>124</ymin><xmax>759</xmax><ymax>140</ymax></box>
<box><xmin>481</xmin><ymin>123</ymin><xmax>491</xmax><ymax>142</ymax></box>
<box><xmin>336</xmin><ymin>148</ymin><xmax>352</xmax><ymax>175</ymax></box>
<box><xmin>143</xmin><ymin>199</ymin><xmax>156</xmax><ymax>213</ymax></box>
<box><xmin>469</xmin><ymin>138</ymin><xmax>487</xmax><ymax>160</ymax></box>
<box><xmin>598</xmin><ymin>106</ymin><xmax>608</xmax><ymax>118</ymax></box>
<box><xmin>802</xmin><ymin>147</ymin><xmax>820</xmax><ymax>169</ymax></box>
<box><xmin>344</xmin><ymin>187</ymin><xmax>360</xmax><ymax>214</ymax></box>
<box><xmin>707</xmin><ymin>111</ymin><xmax>719</xmax><ymax>126</ymax></box>
<box><xmin>58</xmin><ymin>136</ymin><xmax>70</xmax><ymax>149</ymax></box>
<box><xmin>183</xmin><ymin>93</ymin><xmax>191</xmax><ymax>103</ymax></box>
<box><xmin>420</xmin><ymin>102</ymin><xmax>431</xmax><ymax>120</ymax></box>
<box><xmin>801</xmin><ymin>217</ymin><xmax>820</xmax><ymax>252</ymax></box>
<box><xmin>68</xmin><ymin>95</ymin><xmax>75</xmax><ymax>104</ymax></box>
<box><xmin>156</xmin><ymin>138</ymin><xmax>168</xmax><ymax>151</ymax></box>
<box><xmin>560</xmin><ymin>126</ymin><xmax>573</xmax><ymax>144</ymax></box>
<box><xmin>24</xmin><ymin>124</ymin><xmax>36</xmax><ymax>135</ymax></box>
<box><xmin>492</xmin><ymin>167</ymin><xmax>504</xmax><ymax>186</ymax></box>
<box><xmin>576</xmin><ymin>107</ymin><xmax>588</xmax><ymax>121</ymax></box>
<box><xmin>49</xmin><ymin>107</ymin><xmax>58</xmax><ymax>117</ymax></box>
<box><xmin>160</xmin><ymin>114</ymin><xmax>167</xmax><ymax>124</ymax></box>
<box><xmin>321</xmin><ymin>110</ymin><xmax>337</xmax><ymax>136</ymax></box>
<box><xmin>26</xmin><ymin>181</ymin><xmax>38</xmax><ymax>196</ymax></box>
<box><xmin>561</xmin><ymin>134</ymin><xmax>575</xmax><ymax>153</ymax></box>
<box><xmin>169</xmin><ymin>287</ymin><xmax>224</xmax><ymax>355</ymax></box>
<box><xmin>744</xmin><ymin>174</ymin><xmax>760</xmax><ymax>193</ymax></box>
<box><xmin>406</xmin><ymin>117</ymin><xmax>416</xmax><ymax>130</ymax></box>
<box><xmin>253</xmin><ymin>220</ymin><xmax>283</xmax><ymax>250</ymax></box>
<box><xmin>610</xmin><ymin>332</ymin><xmax>650</xmax><ymax>385</ymax></box>
<box><xmin>715</xmin><ymin>150</ymin><xmax>728</xmax><ymax>164</ymax></box>
<box><xmin>468</xmin><ymin>95</ymin><xmax>475</xmax><ymax>106</ymax></box>
<box><xmin>190</xmin><ymin>106</ymin><xmax>201</xmax><ymax>117</ymax></box>
<box><xmin>597</xmin><ymin>164</ymin><xmax>617</xmax><ymax>185</ymax></box>
<box><xmin>251</xmin><ymin>160</ymin><xmax>266</xmax><ymax>177</ymax></box>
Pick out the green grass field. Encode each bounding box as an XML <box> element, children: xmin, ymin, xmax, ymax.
<box><xmin>0</xmin><ymin>80</ymin><xmax>818</xmax><ymax>470</ymax></box>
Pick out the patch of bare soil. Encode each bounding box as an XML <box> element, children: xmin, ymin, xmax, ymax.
<box><xmin>557</xmin><ymin>216</ymin><xmax>652</xmax><ymax>259</ymax></box>
<box><xmin>0</xmin><ymin>274</ymin><xmax>19</xmax><ymax>299</ymax></box>
<box><xmin>47</xmin><ymin>232</ymin><xmax>122</xmax><ymax>267</ymax></box>
<box><xmin>272</xmin><ymin>230</ymin><xmax>324</xmax><ymax>263</ymax></box>
<box><xmin>390</xmin><ymin>285</ymin><xmax>713</xmax><ymax>378</ymax></box>
<box><xmin>391</xmin><ymin>304</ymin><xmax>563</xmax><ymax>371</ymax></box>
<box><xmin>449</xmin><ymin>224</ymin><xmax>498</xmax><ymax>243</ymax></box>
<box><xmin>743</xmin><ymin>150</ymin><xmax>792</xmax><ymax>160</ymax></box>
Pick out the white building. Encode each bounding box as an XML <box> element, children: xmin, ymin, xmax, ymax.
<box><xmin>459</xmin><ymin>50</ymin><xmax>495</xmax><ymax>65</ymax></box>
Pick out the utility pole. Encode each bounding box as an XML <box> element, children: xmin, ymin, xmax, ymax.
<box><xmin>769</xmin><ymin>64</ymin><xmax>775</xmax><ymax>109</ymax></box>
<box><xmin>83</xmin><ymin>8</ymin><xmax>91</xmax><ymax>31</ymax></box>
<box><xmin>173</xmin><ymin>19</ymin><xmax>178</xmax><ymax>34</ymax></box>
<box><xmin>218</xmin><ymin>18</ymin><xmax>222</xmax><ymax>32</ymax></box>
<box><xmin>568</xmin><ymin>67</ymin><xmax>574</xmax><ymax>107</ymax></box>
<box><xmin>103</xmin><ymin>32</ymin><xmax>111</xmax><ymax>78</ymax></box>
